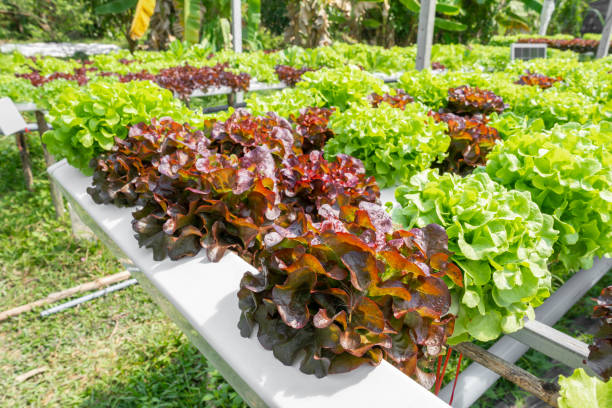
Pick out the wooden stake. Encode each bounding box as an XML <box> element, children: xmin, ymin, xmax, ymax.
<box><xmin>15</xmin><ymin>131</ymin><xmax>33</xmax><ymax>191</ymax></box>
<box><xmin>15</xmin><ymin>367</ymin><xmax>48</xmax><ymax>383</ymax></box>
<box><xmin>454</xmin><ymin>342</ymin><xmax>560</xmax><ymax>407</ymax></box>
<box><xmin>35</xmin><ymin>110</ymin><xmax>64</xmax><ymax>218</ymax></box>
<box><xmin>0</xmin><ymin>271</ymin><xmax>131</xmax><ymax>322</ymax></box>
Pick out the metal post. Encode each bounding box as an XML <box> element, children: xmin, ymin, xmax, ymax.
<box><xmin>439</xmin><ymin>257</ymin><xmax>612</xmax><ymax>407</ymax></box>
<box><xmin>231</xmin><ymin>0</ymin><xmax>242</xmax><ymax>53</ymax></box>
<box><xmin>596</xmin><ymin>0</ymin><xmax>612</xmax><ymax>58</ymax></box>
<box><xmin>230</xmin><ymin>0</ymin><xmax>243</xmax><ymax>105</ymax></box>
<box><xmin>415</xmin><ymin>0</ymin><xmax>437</xmax><ymax>71</ymax></box>
<box><xmin>40</xmin><ymin>279</ymin><xmax>138</xmax><ymax>317</ymax></box>
<box><xmin>539</xmin><ymin>0</ymin><xmax>555</xmax><ymax>36</ymax></box>
<box><xmin>35</xmin><ymin>110</ymin><xmax>64</xmax><ymax>218</ymax></box>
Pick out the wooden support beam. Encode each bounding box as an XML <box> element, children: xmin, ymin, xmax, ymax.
<box><xmin>454</xmin><ymin>342</ymin><xmax>560</xmax><ymax>407</ymax></box>
<box><xmin>35</xmin><ymin>110</ymin><xmax>64</xmax><ymax>218</ymax></box>
<box><xmin>15</xmin><ymin>132</ymin><xmax>33</xmax><ymax>191</ymax></box>
<box><xmin>416</xmin><ymin>0</ymin><xmax>436</xmax><ymax>71</ymax></box>
<box><xmin>596</xmin><ymin>0</ymin><xmax>612</xmax><ymax>58</ymax></box>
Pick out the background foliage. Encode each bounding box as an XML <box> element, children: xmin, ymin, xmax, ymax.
<box><xmin>0</xmin><ymin>0</ymin><xmax>605</xmax><ymax>48</ymax></box>
<box><xmin>0</xmin><ymin>0</ymin><xmax>126</xmax><ymax>42</ymax></box>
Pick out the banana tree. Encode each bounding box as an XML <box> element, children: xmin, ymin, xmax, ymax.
<box><xmin>285</xmin><ymin>0</ymin><xmax>332</xmax><ymax>48</ymax></box>
<box><xmin>399</xmin><ymin>0</ymin><xmax>468</xmax><ymax>33</ymax></box>
<box><xmin>96</xmin><ymin>0</ymin><xmax>261</xmax><ymax>51</ymax></box>
<box><xmin>495</xmin><ymin>0</ymin><xmax>542</xmax><ymax>35</ymax></box>
<box><xmin>328</xmin><ymin>0</ymin><xmax>394</xmax><ymax>46</ymax></box>
<box><xmin>95</xmin><ymin>0</ymin><xmax>175</xmax><ymax>51</ymax></box>
<box><xmin>94</xmin><ymin>0</ymin><xmax>140</xmax><ymax>51</ymax></box>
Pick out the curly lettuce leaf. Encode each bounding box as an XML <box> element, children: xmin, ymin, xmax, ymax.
<box><xmin>485</xmin><ymin>122</ymin><xmax>612</xmax><ymax>275</ymax></box>
<box><xmin>43</xmin><ymin>80</ymin><xmax>202</xmax><ymax>174</ymax></box>
<box><xmin>325</xmin><ymin>102</ymin><xmax>449</xmax><ymax>188</ymax></box>
<box><xmin>557</xmin><ymin>368</ymin><xmax>611</xmax><ymax>408</ymax></box>
<box><xmin>393</xmin><ymin>170</ymin><xmax>557</xmax><ymax>342</ymax></box>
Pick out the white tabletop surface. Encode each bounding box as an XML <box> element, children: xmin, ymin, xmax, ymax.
<box><xmin>49</xmin><ymin>160</ymin><xmax>450</xmax><ymax>408</ymax></box>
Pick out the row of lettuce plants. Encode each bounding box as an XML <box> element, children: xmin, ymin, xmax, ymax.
<box><xmin>3</xmin><ymin>43</ymin><xmax>610</xmax><ymax>386</ymax></box>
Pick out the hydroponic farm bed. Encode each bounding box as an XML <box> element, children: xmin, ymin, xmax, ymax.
<box><xmin>2</xmin><ymin>40</ymin><xmax>611</xmax><ymax>407</ymax></box>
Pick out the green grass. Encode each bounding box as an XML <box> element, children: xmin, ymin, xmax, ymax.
<box><xmin>0</xmin><ymin>130</ymin><xmax>608</xmax><ymax>408</ymax></box>
<box><xmin>0</xmin><ymin>134</ymin><xmax>246</xmax><ymax>407</ymax></box>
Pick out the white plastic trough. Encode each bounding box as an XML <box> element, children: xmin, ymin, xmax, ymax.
<box><xmin>48</xmin><ymin>160</ymin><xmax>449</xmax><ymax>408</ymax></box>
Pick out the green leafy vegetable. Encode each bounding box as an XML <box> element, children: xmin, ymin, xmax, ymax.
<box><xmin>325</xmin><ymin>102</ymin><xmax>449</xmax><ymax>188</ymax></box>
<box><xmin>43</xmin><ymin>80</ymin><xmax>202</xmax><ymax>174</ymax></box>
<box><xmin>296</xmin><ymin>66</ymin><xmax>387</xmax><ymax>111</ymax></box>
<box><xmin>557</xmin><ymin>368</ymin><xmax>611</xmax><ymax>408</ymax></box>
<box><xmin>485</xmin><ymin>122</ymin><xmax>612</xmax><ymax>274</ymax></box>
<box><xmin>393</xmin><ymin>170</ymin><xmax>558</xmax><ymax>342</ymax></box>
<box><xmin>246</xmin><ymin>87</ymin><xmax>326</xmax><ymax>118</ymax></box>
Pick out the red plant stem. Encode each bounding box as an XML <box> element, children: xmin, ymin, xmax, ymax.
<box><xmin>449</xmin><ymin>352</ymin><xmax>463</xmax><ymax>406</ymax></box>
<box><xmin>434</xmin><ymin>354</ymin><xmax>443</xmax><ymax>393</ymax></box>
<box><xmin>435</xmin><ymin>347</ymin><xmax>452</xmax><ymax>395</ymax></box>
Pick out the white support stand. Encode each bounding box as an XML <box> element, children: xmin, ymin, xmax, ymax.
<box><xmin>596</xmin><ymin>0</ymin><xmax>612</xmax><ymax>58</ymax></box>
<box><xmin>539</xmin><ymin>0</ymin><xmax>555</xmax><ymax>36</ymax></box>
<box><xmin>230</xmin><ymin>0</ymin><xmax>244</xmax><ymax>105</ymax></box>
<box><xmin>67</xmin><ymin>202</ymin><xmax>95</xmax><ymax>241</ymax></box>
<box><xmin>416</xmin><ymin>0</ymin><xmax>437</xmax><ymax>71</ymax></box>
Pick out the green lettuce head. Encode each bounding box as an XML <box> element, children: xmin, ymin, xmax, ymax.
<box><xmin>485</xmin><ymin>122</ymin><xmax>612</xmax><ymax>275</ymax></box>
<box><xmin>43</xmin><ymin>80</ymin><xmax>202</xmax><ymax>174</ymax></box>
<box><xmin>325</xmin><ymin>102</ymin><xmax>449</xmax><ymax>188</ymax></box>
<box><xmin>557</xmin><ymin>368</ymin><xmax>611</xmax><ymax>408</ymax></box>
<box><xmin>393</xmin><ymin>170</ymin><xmax>558</xmax><ymax>343</ymax></box>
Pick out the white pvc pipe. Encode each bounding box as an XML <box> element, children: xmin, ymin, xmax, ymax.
<box><xmin>596</xmin><ymin>0</ymin><xmax>612</xmax><ymax>58</ymax></box>
<box><xmin>231</xmin><ymin>0</ymin><xmax>242</xmax><ymax>53</ymax></box>
<box><xmin>416</xmin><ymin>0</ymin><xmax>437</xmax><ymax>71</ymax></box>
<box><xmin>230</xmin><ymin>0</ymin><xmax>243</xmax><ymax>103</ymax></box>
<box><xmin>40</xmin><ymin>279</ymin><xmax>139</xmax><ymax>317</ymax></box>
<box><xmin>539</xmin><ymin>0</ymin><xmax>555</xmax><ymax>36</ymax></box>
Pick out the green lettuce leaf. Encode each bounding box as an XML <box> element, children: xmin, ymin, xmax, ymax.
<box><xmin>43</xmin><ymin>80</ymin><xmax>203</xmax><ymax>174</ymax></box>
<box><xmin>557</xmin><ymin>368</ymin><xmax>611</xmax><ymax>408</ymax></box>
<box><xmin>393</xmin><ymin>170</ymin><xmax>557</xmax><ymax>342</ymax></box>
<box><xmin>325</xmin><ymin>102</ymin><xmax>449</xmax><ymax>188</ymax></box>
<box><xmin>485</xmin><ymin>121</ymin><xmax>612</xmax><ymax>275</ymax></box>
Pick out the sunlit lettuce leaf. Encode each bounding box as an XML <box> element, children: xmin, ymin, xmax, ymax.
<box><xmin>394</xmin><ymin>170</ymin><xmax>557</xmax><ymax>342</ymax></box>
<box><xmin>557</xmin><ymin>368</ymin><xmax>611</xmax><ymax>408</ymax></box>
<box><xmin>43</xmin><ymin>80</ymin><xmax>203</xmax><ymax>174</ymax></box>
<box><xmin>485</xmin><ymin>121</ymin><xmax>612</xmax><ymax>275</ymax></box>
<box><xmin>325</xmin><ymin>102</ymin><xmax>449</xmax><ymax>188</ymax></box>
